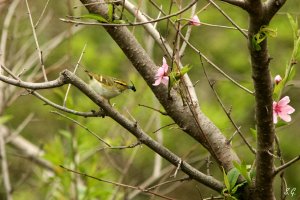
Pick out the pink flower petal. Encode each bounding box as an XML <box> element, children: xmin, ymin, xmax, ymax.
<box><xmin>153</xmin><ymin>57</ymin><xmax>169</xmax><ymax>86</ymax></box>
<box><xmin>153</xmin><ymin>77</ymin><xmax>162</xmax><ymax>86</ymax></box>
<box><xmin>274</xmin><ymin>75</ymin><xmax>282</xmax><ymax>85</ymax></box>
<box><xmin>189</xmin><ymin>15</ymin><xmax>201</xmax><ymax>26</ymax></box>
<box><xmin>161</xmin><ymin>76</ymin><xmax>169</xmax><ymax>86</ymax></box>
<box><xmin>273</xmin><ymin>113</ymin><xmax>278</xmax><ymax>124</ymax></box>
<box><xmin>162</xmin><ymin>57</ymin><xmax>169</xmax><ymax>73</ymax></box>
<box><xmin>278</xmin><ymin>112</ymin><xmax>292</xmax><ymax>122</ymax></box>
<box><xmin>278</xmin><ymin>96</ymin><xmax>290</xmax><ymax>106</ymax></box>
<box><xmin>273</xmin><ymin>96</ymin><xmax>295</xmax><ymax>124</ymax></box>
<box><xmin>155</xmin><ymin>67</ymin><xmax>165</xmax><ymax>77</ymax></box>
<box><xmin>280</xmin><ymin>105</ymin><xmax>295</xmax><ymax>114</ymax></box>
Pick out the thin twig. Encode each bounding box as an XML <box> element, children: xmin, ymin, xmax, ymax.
<box><xmin>179</xmin><ymin>1</ymin><xmax>197</xmax><ymax>57</ymax></box>
<box><xmin>62</xmin><ymin>0</ymin><xmax>198</xmax><ymax>27</ymax></box>
<box><xmin>50</xmin><ymin>111</ymin><xmax>111</xmax><ymax>147</ymax></box>
<box><xmin>201</xmin><ymin>56</ymin><xmax>256</xmax><ymax>154</ymax></box>
<box><xmin>201</xmin><ymin>22</ymin><xmax>248</xmax><ymax>31</ymax></box>
<box><xmin>63</xmin><ymin>43</ymin><xmax>87</xmax><ymax>107</ymax></box>
<box><xmin>0</xmin><ymin>135</ymin><xmax>13</xmax><ymax>200</ymax></box>
<box><xmin>146</xmin><ymin>176</ymin><xmax>191</xmax><ymax>190</ymax></box>
<box><xmin>34</xmin><ymin>0</ymin><xmax>51</xmax><ymax>28</ymax></box>
<box><xmin>97</xmin><ymin>141</ymin><xmax>141</xmax><ymax>151</ymax></box>
<box><xmin>1</xmin><ymin>64</ymin><xmax>102</xmax><ymax>118</ymax></box>
<box><xmin>273</xmin><ymin>155</ymin><xmax>300</xmax><ymax>176</ymax></box>
<box><xmin>60</xmin><ymin>165</ymin><xmax>177</xmax><ymax>200</ymax></box>
<box><xmin>138</xmin><ymin>104</ymin><xmax>168</xmax><ymax>115</ymax></box>
<box><xmin>171</xmin><ymin>159</ymin><xmax>182</xmax><ymax>178</ymax></box>
<box><xmin>152</xmin><ymin>123</ymin><xmax>176</xmax><ymax>134</ymax></box>
<box><xmin>0</xmin><ymin>0</ymin><xmax>21</xmax><ymax>65</ymax></box>
<box><xmin>25</xmin><ymin>0</ymin><xmax>48</xmax><ymax>81</ymax></box>
<box><xmin>209</xmin><ymin>0</ymin><xmax>247</xmax><ymax>38</ymax></box>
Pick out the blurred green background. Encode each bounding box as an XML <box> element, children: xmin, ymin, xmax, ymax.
<box><xmin>0</xmin><ymin>0</ymin><xmax>299</xmax><ymax>199</ymax></box>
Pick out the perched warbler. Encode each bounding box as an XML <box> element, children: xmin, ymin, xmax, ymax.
<box><xmin>84</xmin><ymin>70</ymin><xmax>136</xmax><ymax>99</ymax></box>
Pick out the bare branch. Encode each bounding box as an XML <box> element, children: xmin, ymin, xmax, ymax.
<box><xmin>60</xmin><ymin>165</ymin><xmax>177</xmax><ymax>200</ymax></box>
<box><xmin>264</xmin><ymin>0</ymin><xmax>287</xmax><ymax>22</ymax></box>
<box><xmin>25</xmin><ymin>0</ymin><xmax>48</xmax><ymax>81</ymax></box>
<box><xmin>0</xmin><ymin>69</ymin><xmax>224</xmax><ymax>191</ymax></box>
<box><xmin>80</xmin><ymin>0</ymin><xmax>241</xmax><ymax>173</ymax></box>
<box><xmin>0</xmin><ymin>134</ymin><xmax>13</xmax><ymax>200</ymax></box>
<box><xmin>219</xmin><ymin>0</ymin><xmax>247</xmax><ymax>10</ymax></box>
<box><xmin>209</xmin><ymin>0</ymin><xmax>247</xmax><ymax>38</ymax></box>
<box><xmin>34</xmin><ymin>0</ymin><xmax>51</xmax><ymax>28</ymax></box>
<box><xmin>63</xmin><ymin>43</ymin><xmax>87</xmax><ymax>107</ymax></box>
<box><xmin>50</xmin><ymin>111</ymin><xmax>111</xmax><ymax>147</ymax></box>
<box><xmin>273</xmin><ymin>155</ymin><xmax>300</xmax><ymax>176</ymax></box>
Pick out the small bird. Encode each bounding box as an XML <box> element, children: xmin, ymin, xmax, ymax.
<box><xmin>84</xmin><ymin>70</ymin><xmax>136</xmax><ymax>100</ymax></box>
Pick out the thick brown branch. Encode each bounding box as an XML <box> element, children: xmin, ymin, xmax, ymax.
<box><xmin>79</xmin><ymin>0</ymin><xmax>240</xmax><ymax>173</ymax></box>
<box><xmin>264</xmin><ymin>0</ymin><xmax>287</xmax><ymax>22</ymax></box>
<box><xmin>0</xmin><ymin>70</ymin><xmax>224</xmax><ymax>192</ymax></box>
<box><xmin>219</xmin><ymin>0</ymin><xmax>248</xmax><ymax>10</ymax></box>
<box><xmin>246</xmin><ymin>0</ymin><xmax>287</xmax><ymax>198</ymax></box>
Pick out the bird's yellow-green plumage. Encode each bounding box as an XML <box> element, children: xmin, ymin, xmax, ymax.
<box><xmin>85</xmin><ymin>70</ymin><xmax>136</xmax><ymax>99</ymax></box>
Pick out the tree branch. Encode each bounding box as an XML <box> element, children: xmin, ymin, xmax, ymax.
<box><xmin>264</xmin><ymin>0</ymin><xmax>287</xmax><ymax>22</ymax></box>
<box><xmin>246</xmin><ymin>0</ymin><xmax>287</xmax><ymax>198</ymax></box>
<box><xmin>79</xmin><ymin>0</ymin><xmax>241</xmax><ymax>173</ymax></box>
<box><xmin>219</xmin><ymin>0</ymin><xmax>247</xmax><ymax>10</ymax></box>
<box><xmin>273</xmin><ymin>155</ymin><xmax>300</xmax><ymax>176</ymax></box>
<box><xmin>0</xmin><ymin>70</ymin><xmax>224</xmax><ymax>192</ymax></box>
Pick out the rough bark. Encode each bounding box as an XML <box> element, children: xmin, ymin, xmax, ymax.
<box><xmin>79</xmin><ymin>0</ymin><xmax>241</xmax><ymax>173</ymax></box>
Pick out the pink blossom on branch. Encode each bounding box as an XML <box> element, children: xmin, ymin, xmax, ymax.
<box><xmin>274</xmin><ymin>75</ymin><xmax>282</xmax><ymax>85</ymax></box>
<box><xmin>153</xmin><ymin>57</ymin><xmax>169</xmax><ymax>86</ymax></box>
<box><xmin>273</xmin><ymin>96</ymin><xmax>295</xmax><ymax>124</ymax></box>
<box><xmin>189</xmin><ymin>15</ymin><xmax>201</xmax><ymax>26</ymax></box>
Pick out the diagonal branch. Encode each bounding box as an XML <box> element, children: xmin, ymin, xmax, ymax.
<box><xmin>0</xmin><ymin>70</ymin><xmax>224</xmax><ymax>192</ymax></box>
<box><xmin>273</xmin><ymin>155</ymin><xmax>300</xmax><ymax>177</ymax></box>
<box><xmin>264</xmin><ymin>0</ymin><xmax>287</xmax><ymax>22</ymax></box>
<box><xmin>79</xmin><ymin>0</ymin><xmax>241</xmax><ymax>173</ymax></box>
<box><xmin>219</xmin><ymin>0</ymin><xmax>247</xmax><ymax>10</ymax></box>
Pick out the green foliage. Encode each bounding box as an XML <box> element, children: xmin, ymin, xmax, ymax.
<box><xmin>233</xmin><ymin>161</ymin><xmax>254</xmax><ymax>185</ymax></box>
<box><xmin>80</xmin><ymin>13</ymin><xmax>108</xmax><ymax>23</ymax></box>
<box><xmin>222</xmin><ymin>167</ymin><xmax>247</xmax><ymax>199</ymax></box>
<box><xmin>273</xmin><ymin>14</ymin><xmax>299</xmax><ymax>100</ymax></box>
<box><xmin>252</xmin><ymin>25</ymin><xmax>277</xmax><ymax>51</ymax></box>
<box><xmin>107</xmin><ymin>4</ymin><xmax>114</xmax><ymax>22</ymax></box>
<box><xmin>169</xmin><ymin>64</ymin><xmax>192</xmax><ymax>88</ymax></box>
<box><xmin>0</xmin><ymin>114</ymin><xmax>13</xmax><ymax>125</ymax></box>
<box><xmin>249</xmin><ymin>128</ymin><xmax>257</xmax><ymax>141</ymax></box>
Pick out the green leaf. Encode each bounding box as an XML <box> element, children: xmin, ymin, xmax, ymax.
<box><xmin>59</xmin><ymin>129</ymin><xmax>71</xmax><ymax>139</ymax></box>
<box><xmin>287</xmin><ymin>13</ymin><xmax>298</xmax><ymax>40</ymax></box>
<box><xmin>233</xmin><ymin>161</ymin><xmax>251</xmax><ymax>184</ymax></box>
<box><xmin>107</xmin><ymin>4</ymin><xmax>113</xmax><ymax>22</ymax></box>
<box><xmin>231</xmin><ymin>181</ymin><xmax>247</xmax><ymax>194</ymax></box>
<box><xmin>252</xmin><ymin>36</ymin><xmax>262</xmax><ymax>51</ymax></box>
<box><xmin>0</xmin><ymin>115</ymin><xmax>13</xmax><ymax>125</ymax></box>
<box><xmin>249</xmin><ymin>128</ymin><xmax>257</xmax><ymax>140</ymax></box>
<box><xmin>252</xmin><ymin>25</ymin><xmax>277</xmax><ymax>51</ymax></box>
<box><xmin>287</xmin><ymin>66</ymin><xmax>296</xmax><ymax>82</ymax></box>
<box><xmin>222</xmin><ymin>167</ymin><xmax>231</xmax><ymax>191</ymax></box>
<box><xmin>169</xmin><ymin>65</ymin><xmax>193</xmax><ymax>88</ymax></box>
<box><xmin>80</xmin><ymin>13</ymin><xmax>108</xmax><ymax>23</ymax></box>
<box><xmin>275</xmin><ymin>120</ymin><xmax>288</xmax><ymax>128</ymax></box>
<box><xmin>227</xmin><ymin>168</ymin><xmax>240</xmax><ymax>190</ymax></box>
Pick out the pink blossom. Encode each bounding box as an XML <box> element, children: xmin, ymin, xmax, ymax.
<box><xmin>274</xmin><ymin>75</ymin><xmax>282</xmax><ymax>85</ymax></box>
<box><xmin>153</xmin><ymin>57</ymin><xmax>169</xmax><ymax>86</ymax></box>
<box><xmin>189</xmin><ymin>15</ymin><xmax>201</xmax><ymax>26</ymax></box>
<box><xmin>273</xmin><ymin>96</ymin><xmax>295</xmax><ymax>124</ymax></box>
